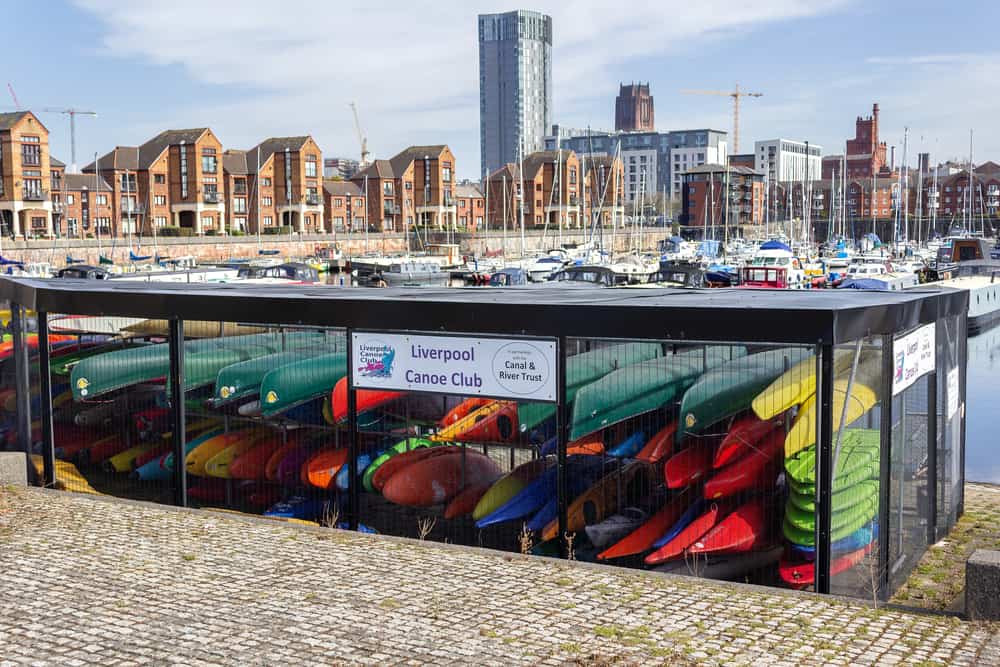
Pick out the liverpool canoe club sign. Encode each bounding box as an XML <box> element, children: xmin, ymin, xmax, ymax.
<box><xmin>351</xmin><ymin>332</ymin><xmax>557</xmax><ymax>403</ymax></box>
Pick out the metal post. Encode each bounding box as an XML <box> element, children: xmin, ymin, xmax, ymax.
<box><xmin>168</xmin><ymin>318</ymin><xmax>187</xmax><ymax>507</ymax></box>
<box><xmin>957</xmin><ymin>314</ymin><xmax>967</xmax><ymax>517</ymax></box>
<box><xmin>927</xmin><ymin>368</ymin><xmax>938</xmax><ymax>544</ymax></box>
<box><xmin>878</xmin><ymin>334</ymin><xmax>894</xmax><ymax>600</ymax></box>
<box><xmin>556</xmin><ymin>336</ymin><xmax>569</xmax><ymax>559</ymax></box>
<box><xmin>36</xmin><ymin>312</ymin><xmax>56</xmax><ymax>487</ymax></box>
<box><xmin>10</xmin><ymin>305</ymin><xmax>32</xmax><ymax>461</ymax></box>
<box><xmin>346</xmin><ymin>328</ymin><xmax>359</xmax><ymax>531</ymax></box>
<box><xmin>815</xmin><ymin>344</ymin><xmax>834</xmax><ymax>594</ymax></box>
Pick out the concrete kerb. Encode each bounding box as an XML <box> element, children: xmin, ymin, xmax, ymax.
<box><xmin>0</xmin><ymin>452</ymin><xmax>28</xmax><ymax>487</ymax></box>
<box><xmin>22</xmin><ymin>486</ymin><xmax>969</xmax><ymax>620</ymax></box>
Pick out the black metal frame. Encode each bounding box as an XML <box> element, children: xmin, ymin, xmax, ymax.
<box><xmin>0</xmin><ymin>276</ymin><xmax>971</xmax><ymax>598</ymax></box>
<box><xmin>36</xmin><ymin>312</ymin><xmax>56</xmax><ymax>487</ymax></box>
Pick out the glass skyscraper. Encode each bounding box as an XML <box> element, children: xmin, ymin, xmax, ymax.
<box><xmin>478</xmin><ymin>10</ymin><xmax>553</xmax><ymax>177</ymax></box>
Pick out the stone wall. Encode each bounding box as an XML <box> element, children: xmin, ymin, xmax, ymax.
<box><xmin>0</xmin><ymin>228</ymin><xmax>667</xmax><ymax>265</ymax></box>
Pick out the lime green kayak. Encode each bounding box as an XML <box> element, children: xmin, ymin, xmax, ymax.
<box><xmin>783</xmin><ymin>499</ymin><xmax>879</xmax><ymax>546</ymax></box>
<box><xmin>362</xmin><ymin>438</ymin><xmax>438</xmax><ymax>492</ymax></box>
<box><xmin>517</xmin><ymin>342</ymin><xmax>662</xmax><ymax>432</ymax></box>
<box><xmin>788</xmin><ymin>479</ymin><xmax>879</xmax><ymax>514</ymax></box>
<box><xmin>213</xmin><ymin>349</ymin><xmax>331</xmax><ymax>406</ymax></box>
<box><xmin>70</xmin><ymin>332</ymin><xmax>326</xmax><ymax>400</ymax></box>
<box><xmin>259</xmin><ymin>352</ymin><xmax>348</xmax><ymax>416</ymax></box>
<box><xmin>788</xmin><ymin>461</ymin><xmax>878</xmax><ymax>497</ymax></box>
<box><xmin>569</xmin><ymin>346</ymin><xmax>747</xmax><ymax>440</ymax></box>
<box><xmin>784</xmin><ymin>429</ymin><xmax>880</xmax><ymax>485</ymax></box>
<box><xmin>678</xmin><ymin>348</ymin><xmax>811</xmax><ymax>439</ymax></box>
<box><xmin>785</xmin><ymin>493</ymin><xmax>878</xmax><ymax>532</ymax></box>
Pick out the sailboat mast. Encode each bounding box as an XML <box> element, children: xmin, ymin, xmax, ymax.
<box><xmin>256</xmin><ymin>146</ymin><xmax>262</xmax><ymax>251</ymax></box>
<box><xmin>95</xmin><ymin>151</ymin><xmax>102</xmax><ymax>257</ymax></box>
<box><xmin>932</xmin><ymin>162</ymin><xmax>939</xmax><ymax>236</ymax></box>
<box><xmin>518</xmin><ymin>139</ymin><xmax>526</xmax><ymax>260</ymax></box>
<box><xmin>968</xmin><ymin>129</ymin><xmax>975</xmax><ymax>234</ymax></box>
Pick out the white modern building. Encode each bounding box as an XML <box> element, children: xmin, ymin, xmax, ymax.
<box><xmin>754</xmin><ymin>139</ymin><xmax>823</xmax><ymax>184</ymax></box>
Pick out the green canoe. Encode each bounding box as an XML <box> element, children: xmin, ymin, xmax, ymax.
<box><xmin>783</xmin><ymin>501</ymin><xmax>879</xmax><ymax>546</ymax></box>
<box><xmin>569</xmin><ymin>346</ymin><xmax>747</xmax><ymax>440</ymax></box>
<box><xmin>788</xmin><ymin>479</ymin><xmax>879</xmax><ymax>514</ymax></box>
<box><xmin>213</xmin><ymin>349</ymin><xmax>333</xmax><ymax>406</ymax></box>
<box><xmin>784</xmin><ymin>429</ymin><xmax>880</xmax><ymax>485</ymax></box>
<box><xmin>785</xmin><ymin>493</ymin><xmax>879</xmax><ymax>532</ymax></box>
<box><xmin>517</xmin><ymin>342</ymin><xmax>662</xmax><ymax>432</ymax></box>
<box><xmin>259</xmin><ymin>352</ymin><xmax>348</xmax><ymax>417</ymax></box>
<box><xmin>677</xmin><ymin>347</ymin><xmax>811</xmax><ymax>440</ymax></box>
<box><xmin>70</xmin><ymin>332</ymin><xmax>327</xmax><ymax>400</ymax></box>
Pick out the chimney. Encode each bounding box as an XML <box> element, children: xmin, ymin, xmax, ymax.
<box><xmin>890</xmin><ymin>146</ymin><xmax>895</xmax><ymax>170</ymax></box>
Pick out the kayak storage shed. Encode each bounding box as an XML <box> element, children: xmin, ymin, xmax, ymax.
<box><xmin>0</xmin><ymin>277</ymin><xmax>968</xmax><ymax>599</ymax></box>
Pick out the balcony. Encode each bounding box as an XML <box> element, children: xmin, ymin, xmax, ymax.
<box><xmin>383</xmin><ymin>203</ymin><xmax>401</xmax><ymax>216</ymax></box>
<box><xmin>233</xmin><ymin>184</ymin><xmax>248</xmax><ymax>195</ymax></box>
<box><xmin>22</xmin><ymin>188</ymin><xmax>48</xmax><ymax>201</ymax></box>
<box><xmin>121</xmin><ymin>201</ymin><xmax>147</xmax><ymax>215</ymax></box>
<box><xmin>52</xmin><ymin>201</ymin><xmax>66</xmax><ymax>214</ymax></box>
<box><xmin>305</xmin><ymin>193</ymin><xmax>321</xmax><ymax>206</ymax></box>
<box><xmin>203</xmin><ymin>191</ymin><xmax>221</xmax><ymax>204</ymax></box>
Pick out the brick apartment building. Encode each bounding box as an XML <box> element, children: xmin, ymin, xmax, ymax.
<box><xmin>680</xmin><ymin>164</ymin><xmax>764</xmax><ymax>230</ymax></box>
<box><xmin>454</xmin><ymin>182</ymin><xmax>485</xmax><ymax>229</ymax></box>
<box><xmin>323</xmin><ymin>179</ymin><xmax>366</xmax><ymax>232</ymax></box>
<box><xmin>485</xmin><ymin>150</ymin><xmax>584</xmax><ymax>230</ymax></box>
<box><xmin>582</xmin><ymin>154</ymin><xmax>625</xmax><ymax>227</ymax></box>
<box><xmin>919</xmin><ymin>161</ymin><xmax>1000</xmax><ymax>225</ymax></box>
<box><xmin>244</xmin><ymin>137</ymin><xmax>324</xmax><ymax>234</ymax></box>
<box><xmin>84</xmin><ymin>128</ymin><xmax>227</xmax><ymax>236</ymax></box>
<box><xmin>0</xmin><ymin>111</ymin><xmax>56</xmax><ymax>238</ymax></box>
<box><xmin>351</xmin><ymin>145</ymin><xmax>457</xmax><ymax>231</ymax></box>
<box><xmin>221</xmin><ymin>150</ymin><xmax>250</xmax><ymax>233</ymax></box>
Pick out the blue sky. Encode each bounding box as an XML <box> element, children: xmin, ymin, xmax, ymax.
<box><xmin>7</xmin><ymin>1</ymin><xmax>998</xmax><ymax>176</ymax></box>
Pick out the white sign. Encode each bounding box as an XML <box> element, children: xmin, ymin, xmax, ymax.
<box><xmin>351</xmin><ymin>332</ymin><xmax>557</xmax><ymax>403</ymax></box>
<box><xmin>947</xmin><ymin>367</ymin><xmax>960</xmax><ymax>418</ymax></box>
<box><xmin>892</xmin><ymin>324</ymin><xmax>936</xmax><ymax>396</ymax></box>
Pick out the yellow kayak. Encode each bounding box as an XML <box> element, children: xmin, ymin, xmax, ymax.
<box><xmin>783</xmin><ymin>359</ymin><xmax>881</xmax><ymax>458</ymax></box>
<box><xmin>31</xmin><ymin>455</ymin><xmax>101</xmax><ymax>495</ymax></box>
<box><xmin>106</xmin><ymin>442</ymin><xmax>162</xmax><ymax>473</ymax></box>
<box><xmin>203</xmin><ymin>434</ymin><xmax>269</xmax><ymax>478</ymax></box>
<box><xmin>186</xmin><ymin>431</ymin><xmax>255</xmax><ymax>476</ymax></box>
<box><xmin>753</xmin><ymin>349</ymin><xmax>864</xmax><ymax>420</ymax></box>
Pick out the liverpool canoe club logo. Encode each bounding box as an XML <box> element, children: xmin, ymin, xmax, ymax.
<box><xmin>357</xmin><ymin>341</ymin><xmax>395</xmax><ymax>378</ymax></box>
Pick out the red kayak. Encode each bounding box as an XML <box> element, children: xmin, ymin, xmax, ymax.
<box><xmin>597</xmin><ymin>489</ymin><xmax>691</xmax><ymax>561</ymax></box>
<box><xmin>187</xmin><ymin>479</ymin><xmax>227</xmax><ymax>503</ymax></box>
<box><xmin>229</xmin><ymin>439</ymin><xmax>287</xmax><ymax>480</ymax></box>
<box><xmin>265</xmin><ymin>442</ymin><xmax>303</xmax><ymax>482</ymax></box>
<box><xmin>82</xmin><ymin>435</ymin><xmax>131</xmax><ymax>465</ymax></box>
<box><xmin>703</xmin><ymin>430</ymin><xmax>783</xmax><ymax>499</ymax></box>
<box><xmin>664</xmin><ymin>443</ymin><xmax>715</xmax><ymax>489</ymax></box>
<box><xmin>438</xmin><ymin>401</ymin><xmax>519</xmax><ymax>443</ymax></box>
<box><xmin>567</xmin><ymin>433</ymin><xmax>605</xmax><ymax>456</ymax></box>
<box><xmin>644</xmin><ymin>501</ymin><xmax>731</xmax><ymax>565</ymax></box>
<box><xmin>439</xmin><ymin>397</ymin><xmax>493</xmax><ymax>426</ymax></box>
<box><xmin>635</xmin><ymin>422</ymin><xmax>677</xmax><ymax>464</ymax></box>
<box><xmin>372</xmin><ymin>446</ymin><xmax>454</xmax><ymax>491</ymax></box>
<box><xmin>134</xmin><ymin>444</ymin><xmax>172</xmax><ymax>469</ymax></box>
<box><xmin>443</xmin><ymin>481</ymin><xmax>495</xmax><ymax>519</ymax></box>
<box><xmin>714</xmin><ymin>414</ymin><xmax>782</xmax><ymax>469</ymax></box>
<box><xmin>382</xmin><ymin>451</ymin><xmax>502</xmax><ymax>507</ymax></box>
<box><xmin>330</xmin><ymin>377</ymin><xmax>405</xmax><ymax>422</ymax></box>
<box><xmin>779</xmin><ymin>541</ymin><xmax>874</xmax><ymax>589</ymax></box>
<box><xmin>687</xmin><ymin>499</ymin><xmax>767</xmax><ymax>554</ymax></box>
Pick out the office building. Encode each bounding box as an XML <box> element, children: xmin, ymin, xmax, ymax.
<box><xmin>754</xmin><ymin>139</ymin><xmax>823</xmax><ymax>184</ymax></box>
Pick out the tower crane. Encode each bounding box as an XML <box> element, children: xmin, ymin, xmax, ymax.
<box><xmin>680</xmin><ymin>84</ymin><xmax>762</xmax><ymax>154</ymax></box>
<box><xmin>349</xmin><ymin>102</ymin><xmax>370</xmax><ymax>168</ymax></box>
<box><xmin>40</xmin><ymin>108</ymin><xmax>98</xmax><ymax>172</ymax></box>
<box><xmin>7</xmin><ymin>83</ymin><xmax>21</xmax><ymax>110</ymax></box>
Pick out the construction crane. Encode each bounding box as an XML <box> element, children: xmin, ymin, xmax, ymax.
<box><xmin>349</xmin><ymin>102</ymin><xmax>370</xmax><ymax>168</ymax></box>
<box><xmin>680</xmin><ymin>84</ymin><xmax>762</xmax><ymax>154</ymax></box>
<box><xmin>7</xmin><ymin>83</ymin><xmax>21</xmax><ymax>110</ymax></box>
<box><xmin>40</xmin><ymin>108</ymin><xmax>98</xmax><ymax>172</ymax></box>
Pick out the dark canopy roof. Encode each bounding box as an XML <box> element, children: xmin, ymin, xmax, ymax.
<box><xmin>0</xmin><ymin>278</ymin><xmax>967</xmax><ymax>345</ymax></box>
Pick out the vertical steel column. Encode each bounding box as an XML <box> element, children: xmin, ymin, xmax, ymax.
<box><xmin>168</xmin><ymin>318</ymin><xmax>187</xmax><ymax>507</ymax></box>
<box><xmin>815</xmin><ymin>343</ymin><xmax>834</xmax><ymax>594</ymax></box>
<box><xmin>556</xmin><ymin>336</ymin><xmax>569</xmax><ymax>558</ymax></box>
<box><xmin>346</xmin><ymin>328</ymin><xmax>359</xmax><ymax>531</ymax></box>
<box><xmin>927</xmin><ymin>368</ymin><xmax>938</xmax><ymax>544</ymax></box>
<box><xmin>878</xmin><ymin>334</ymin><xmax>894</xmax><ymax>600</ymax></box>
<box><xmin>36</xmin><ymin>312</ymin><xmax>56</xmax><ymax>487</ymax></box>
<box><xmin>957</xmin><ymin>314</ymin><xmax>967</xmax><ymax>517</ymax></box>
<box><xmin>10</xmin><ymin>305</ymin><xmax>32</xmax><ymax>461</ymax></box>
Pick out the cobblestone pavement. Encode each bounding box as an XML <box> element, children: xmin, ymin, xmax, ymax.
<box><xmin>893</xmin><ymin>483</ymin><xmax>1000</xmax><ymax>611</ymax></box>
<box><xmin>1</xmin><ymin>486</ymin><xmax>998</xmax><ymax>666</ymax></box>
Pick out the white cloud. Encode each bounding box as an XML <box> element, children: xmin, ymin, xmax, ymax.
<box><xmin>73</xmin><ymin>0</ymin><xmax>849</xmax><ymax>176</ymax></box>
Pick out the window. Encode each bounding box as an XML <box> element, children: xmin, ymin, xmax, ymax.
<box><xmin>154</xmin><ymin>216</ymin><xmax>167</xmax><ymax>227</ymax></box>
<box><xmin>334</xmin><ymin>198</ymin><xmax>343</xmax><ymax>207</ymax></box>
<box><xmin>383</xmin><ymin>181</ymin><xmax>394</xmax><ymax>195</ymax></box>
<box><xmin>233</xmin><ymin>197</ymin><xmax>247</xmax><ymax>213</ymax></box>
<box><xmin>97</xmin><ymin>194</ymin><xmax>108</xmax><ymax>205</ymax></box>
<box><xmin>305</xmin><ymin>155</ymin><xmax>317</xmax><ymax>178</ymax></box>
<box><xmin>334</xmin><ymin>216</ymin><xmax>345</xmax><ymax>228</ymax></box>
<box><xmin>67</xmin><ymin>218</ymin><xmax>79</xmax><ymax>236</ymax></box>
<box><xmin>405</xmin><ymin>182</ymin><xmax>412</xmax><ymax>190</ymax></box>
<box><xmin>881</xmin><ymin>209</ymin><xmax>888</xmax><ymax>215</ymax></box>
<box><xmin>180</xmin><ymin>146</ymin><xmax>189</xmax><ymax>198</ymax></box>
<box><xmin>201</xmin><ymin>215</ymin><xmax>214</xmax><ymax>228</ymax></box>
<box><xmin>459</xmin><ymin>200</ymin><xmax>467</xmax><ymax>208</ymax></box>
<box><xmin>31</xmin><ymin>216</ymin><xmax>46</xmax><ymax>231</ymax></box>
<box><xmin>23</xmin><ymin>178</ymin><xmax>42</xmax><ymax>198</ymax></box>
<box><xmin>120</xmin><ymin>173</ymin><xmax>137</xmax><ymax>192</ymax></box>
<box><xmin>201</xmin><ymin>148</ymin><xmax>218</xmax><ymax>174</ymax></box>
<box><xmin>154</xmin><ymin>174</ymin><xmax>165</xmax><ymax>184</ymax></box>
<box><xmin>234</xmin><ymin>217</ymin><xmax>246</xmax><ymax>230</ymax></box>
<box><xmin>261</xmin><ymin>177</ymin><xmax>272</xmax><ymax>187</ymax></box>
<box><xmin>569</xmin><ymin>168</ymin><xmax>577</xmax><ymax>185</ymax></box>
<box><xmin>262</xmin><ymin>196</ymin><xmax>273</xmax><ymax>207</ymax></box>
<box><xmin>66</xmin><ymin>194</ymin><xmax>75</xmax><ymax>205</ymax></box>
<box><xmin>355</xmin><ymin>198</ymin><xmax>363</xmax><ymax>207</ymax></box>
<box><xmin>263</xmin><ymin>216</ymin><xmax>273</xmax><ymax>226</ymax></box>
<box><xmin>95</xmin><ymin>217</ymin><xmax>111</xmax><ymax>234</ymax></box>
<box><xmin>443</xmin><ymin>163</ymin><xmax>452</xmax><ymax>182</ymax></box>
<box><xmin>353</xmin><ymin>216</ymin><xmax>364</xmax><ymax>227</ymax></box>
<box><xmin>476</xmin><ymin>215</ymin><xmax>483</xmax><ymax>226</ymax></box>
<box><xmin>154</xmin><ymin>195</ymin><xmax>166</xmax><ymax>206</ymax></box>
<box><xmin>21</xmin><ymin>137</ymin><xmax>40</xmax><ymax>166</ymax></box>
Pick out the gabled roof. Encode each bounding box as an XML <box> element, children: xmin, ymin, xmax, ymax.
<box><xmin>49</xmin><ymin>156</ymin><xmax>66</xmax><ymax>168</ymax></box>
<box><xmin>974</xmin><ymin>161</ymin><xmax>1000</xmax><ymax>175</ymax></box>
<box><xmin>0</xmin><ymin>111</ymin><xmax>47</xmax><ymax>132</ymax></box>
<box><xmin>138</xmin><ymin>128</ymin><xmax>210</xmax><ymax>169</ymax></box>
<box><xmin>62</xmin><ymin>173</ymin><xmax>112</xmax><ymax>192</ymax></box>
<box><xmin>223</xmin><ymin>150</ymin><xmax>248</xmax><ymax>175</ymax></box>
<box><xmin>323</xmin><ymin>179</ymin><xmax>363</xmax><ymax>197</ymax></box>
<box><xmin>81</xmin><ymin>146</ymin><xmax>140</xmax><ymax>172</ymax></box>
<box><xmin>353</xmin><ymin>159</ymin><xmax>395</xmax><ymax>180</ymax></box>
<box><xmin>455</xmin><ymin>183</ymin><xmax>483</xmax><ymax>198</ymax></box>
<box><xmin>388</xmin><ymin>145</ymin><xmax>449</xmax><ymax>175</ymax></box>
<box><xmin>487</xmin><ymin>163</ymin><xmax>520</xmax><ymax>182</ymax></box>
<box><xmin>521</xmin><ymin>150</ymin><xmax>567</xmax><ymax>178</ymax></box>
<box><xmin>248</xmin><ymin>136</ymin><xmax>314</xmax><ymax>167</ymax></box>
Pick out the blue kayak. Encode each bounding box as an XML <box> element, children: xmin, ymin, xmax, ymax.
<box><xmin>652</xmin><ymin>497</ymin><xmax>707</xmax><ymax>549</ymax></box>
<box><xmin>790</xmin><ymin>522</ymin><xmax>879</xmax><ymax>560</ymax></box>
<box><xmin>524</xmin><ymin>462</ymin><xmax>614</xmax><ymax>533</ymax></box>
<box><xmin>607</xmin><ymin>432</ymin><xmax>645</xmax><ymax>458</ymax></box>
<box><xmin>335</xmin><ymin>452</ymin><xmax>373</xmax><ymax>491</ymax></box>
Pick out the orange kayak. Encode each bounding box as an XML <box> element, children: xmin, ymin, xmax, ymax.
<box><xmin>303</xmin><ymin>448</ymin><xmax>350</xmax><ymax>490</ymax></box>
<box><xmin>230</xmin><ymin>439</ymin><xmax>287</xmax><ymax>480</ymax></box>
<box><xmin>597</xmin><ymin>490</ymin><xmax>691</xmax><ymax>561</ymax></box>
<box><xmin>635</xmin><ymin>423</ymin><xmax>677</xmax><ymax>464</ymax></box>
<box><xmin>439</xmin><ymin>397</ymin><xmax>493</xmax><ymax>427</ymax></box>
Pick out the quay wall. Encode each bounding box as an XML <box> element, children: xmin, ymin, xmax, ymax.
<box><xmin>0</xmin><ymin>230</ymin><xmax>665</xmax><ymax>265</ymax></box>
